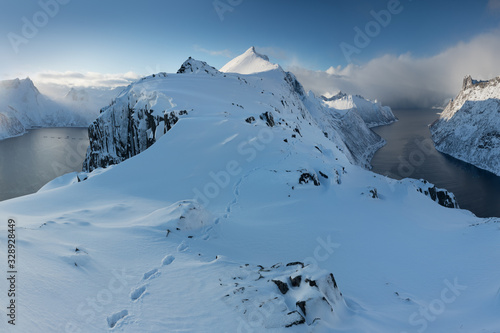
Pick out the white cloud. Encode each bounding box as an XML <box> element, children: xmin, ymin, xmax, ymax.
<box><xmin>33</xmin><ymin>71</ymin><xmax>141</xmax><ymax>88</ymax></box>
<box><xmin>290</xmin><ymin>30</ymin><xmax>500</xmax><ymax>108</ymax></box>
<box><xmin>193</xmin><ymin>45</ymin><xmax>233</xmax><ymax>58</ymax></box>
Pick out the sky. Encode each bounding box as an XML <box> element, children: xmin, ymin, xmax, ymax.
<box><xmin>1</xmin><ymin>0</ymin><xmax>499</xmax><ymax>108</ymax></box>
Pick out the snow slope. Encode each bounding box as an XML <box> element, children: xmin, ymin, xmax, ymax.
<box><xmin>0</xmin><ymin>55</ymin><xmax>499</xmax><ymax>333</ymax></box>
<box><xmin>430</xmin><ymin>75</ymin><xmax>500</xmax><ymax>176</ymax></box>
<box><xmin>0</xmin><ymin>78</ymin><xmax>98</xmax><ymax>140</ymax></box>
<box><xmin>322</xmin><ymin>92</ymin><xmax>397</xmax><ymax>128</ymax></box>
<box><xmin>220</xmin><ymin>46</ymin><xmax>280</xmax><ymax>74</ymax></box>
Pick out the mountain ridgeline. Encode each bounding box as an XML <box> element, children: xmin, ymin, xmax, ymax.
<box><xmin>83</xmin><ymin>48</ymin><xmax>396</xmax><ymax>172</ymax></box>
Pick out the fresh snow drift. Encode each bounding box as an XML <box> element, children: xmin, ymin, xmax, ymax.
<box><xmin>430</xmin><ymin>75</ymin><xmax>500</xmax><ymax>176</ymax></box>
<box><xmin>0</xmin><ymin>49</ymin><xmax>499</xmax><ymax>333</ymax></box>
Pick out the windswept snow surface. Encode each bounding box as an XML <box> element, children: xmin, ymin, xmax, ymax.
<box><xmin>0</xmin><ymin>55</ymin><xmax>499</xmax><ymax>333</ymax></box>
<box><xmin>430</xmin><ymin>75</ymin><xmax>500</xmax><ymax>176</ymax></box>
<box><xmin>0</xmin><ymin>78</ymin><xmax>103</xmax><ymax>140</ymax></box>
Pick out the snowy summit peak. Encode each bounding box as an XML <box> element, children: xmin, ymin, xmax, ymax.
<box><xmin>177</xmin><ymin>57</ymin><xmax>219</xmax><ymax>75</ymax></box>
<box><xmin>220</xmin><ymin>46</ymin><xmax>280</xmax><ymax>75</ymax></box>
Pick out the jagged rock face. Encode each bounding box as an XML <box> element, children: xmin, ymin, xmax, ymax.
<box><xmin>177</xmin><ymin>57</ymin><xmax>219</xmax><ymax>75</ymax></box>
<box><xmin>409</xmin><ymin>179</ymin><xmax>459</xmax><ymax>209</ymax></box>
<box><xmin>430</xmin><ymin>75</ymin><xmax>500</xmax><ymax>176</ymax></box>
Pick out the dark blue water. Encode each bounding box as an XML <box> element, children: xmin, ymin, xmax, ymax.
<box><xmin>0</xmin><ymin>127</ymin><xmax>88</xmax><ymax>201</ymax></box>
<box><xmin>371</xmin><ymin>109</ymin><xmax>500</xmax><ymax>218</ymax></box>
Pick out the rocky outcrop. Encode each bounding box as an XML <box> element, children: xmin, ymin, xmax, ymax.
<box><xmin>409</xmin><ymin>179</ymin><xmax>459</xmax><ymax>209</ymax></box>
<box><xmin>430</xmin><ymin>75</ymin><xmax>500</xmax><ymax>176</ymax></box>
<box><xmin>221</xmin><ymin>262</ymin><xmax>346</xmax><ymax>329</ymax></box>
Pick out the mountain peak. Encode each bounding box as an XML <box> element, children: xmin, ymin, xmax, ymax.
<box><xmin>220</xmin><ymin>47</ymin><xmax>279</xmax><ymax>75</ymax></box>
<box><xmin>177</xmin><ymin>57</ymin><xmax>219</xmax><ymax>75</ymax></box>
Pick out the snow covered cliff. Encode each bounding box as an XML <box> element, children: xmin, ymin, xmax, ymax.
<box><xmin>84</xmin><ymin>47</ymin><xmax>392</xmax><ymax>171</ymax></box>
<box><xmin>430</xmin><ymin>75</ymin><xmax>500</xmax><ymax>176</ymax></box>
<box><xmin>0</xmin><ymin>78</ymin><xmax>98</xmax><ymax>140</ymax></box>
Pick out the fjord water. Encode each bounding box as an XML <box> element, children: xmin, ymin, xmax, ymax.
<box><xmin>371</xmin><ymin>109</ymin><xmax>500</xmax><ymax>218</ymax></box>
<box><xmin>0</xmin><ymin>127</ymin><xmax>88</xmax><ymax>201</ymax></box>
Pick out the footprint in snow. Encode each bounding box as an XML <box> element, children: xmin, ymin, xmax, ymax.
<box><xmin>130</xmin><ymin>285</ymin><xmax>147</xmax><ymax>301</ymax></box>
<box><xmin>107</xmin><ymin>309</ymin><xmax>128</xmax><ymax>328</ymax></box>
<box><xmin>142</xmin><ymin>268</ymin><xmax>160</xmax><ymax>281</ymax></box>
<box><xmin>177</xmin><ymin>242</ymin><xmax>188</xmax><ymax>252</ymax></box>
<box><xmin>161</xmin><ymin>255</ymin><xmax>175</xmax><ymax>266</ymax></box>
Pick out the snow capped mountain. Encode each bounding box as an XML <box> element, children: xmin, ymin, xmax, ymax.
<box><xmin>84</xmin><ymin>49</ymin><xmax>392</xmax><ymax>171</ymax></box>
<box><xmin>430</xmin><ymin>75</ymin><xmax>500</xmax><ymax>176</ymax></box>
<box><xmin>0</xmin><ymin>78</ymin><xmax>101</xmax><ymax>140</ymax></box>
<box><xmin>322</xmin><ymin>92</ymin><xmax>397</xmax><ymax>128</ymax></box>
<box><xmin>1</xmin><ymin>51</ymin><xmax>498</xmax><ymax>332</ymax></box>
<box><xmin>220</xmin><ymin>46</ymin><xmax>280</xmax><ymax>74</ymax></box>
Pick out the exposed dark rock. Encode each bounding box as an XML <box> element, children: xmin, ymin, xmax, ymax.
<box><xmin>296</xmin><ymin>300</ymin><xmax>307</xmax><ymax>316</ymax></box>
<box><xmin>305</xmin><ymin>278</ymin><xmax>317</xmax><ymax>288</ymax></box>
<box><xmin>299</xmin><ymin>172</ymin><xmax>320</xmax><ymax>186</ymax></box>
<box><xmin>290</xmin><ymin>275</ymin><xmax>302</xmax><ymax>287</ymax></box>
<box><xmin>245</xmin><ymin>116</ymin><xmax>255</xmax><ymax>124</ymax></box>
<box><xmin>272</xmin><ymin>279</ymin><xmax>289</xmax><ymax>294</ymax></box>
<box><xmin>259</xmin><ymin>111</ymin><xmax>275</xmax><ymax>127</ymax></box>
<box><xmin>416</xmin><ymin>184</ymin><xmax>459</xmax><ymax>209</ymax></box>
<box><xmin>284</xmin><ymin>311</ymin><xmax>306</xmax><ymax>327</ymax></box>
<box><xmin>286</xmin><ymin>261</ymin><xmax>305</xmax><ymax>268</ymax></box>
<box><xmin>318</xmin><ymin>171</ymin><xmax>328</xmax><ymax>179</ymax></box>
<box><xmin>369</xmin><ymin>187</ymin><xmax>378</xmax><ymax>199</ymax></box>
<box><xmin>83</xmin><ymin>107</ymin><xmax>188</xmax><ymax>172</ymax></box>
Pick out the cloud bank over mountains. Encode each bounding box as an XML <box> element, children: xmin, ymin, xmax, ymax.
<box><xmin>290</xmin><ymin>30</ymin><xmax>500</xmax><ymax>108</ymax></box>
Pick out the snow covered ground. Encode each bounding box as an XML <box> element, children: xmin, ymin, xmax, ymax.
<box><xmin>430</xmin><ymin>75</ymin><xmax>500</xmax><ymax>176</ymax></box>
<box><xmin>0</xmin><ymin>51</ymin><xmax>499</xmax><ymax>333</ymax></box>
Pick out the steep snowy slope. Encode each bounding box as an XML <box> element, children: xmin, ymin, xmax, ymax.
<box><xmin>430</xmin><ymin>75</ymin><xmax>500</xmax><ymax>176</ymax></box>
<box><xmin>0</xmin><ymin>78</ymin><xmax>95</xmax><ymax>140</ymax></box>
<box><xmin>322</xmin><ymin>92</ymin><xmax>397</xmax><ymax>128</ymax></box>
<box><xmin>1</xmin><ymin>55</ymin><xmax>498</xmax><ymax>333</ymax></box>
<box><xmin>84</xmin><ymin>50</ymin><xmax>388</xmax><ymax>171</ymax></box>
<box><xmin>220</xmin><ymin>46</ymin><xmax>280</xmax><ymax>74</ymax></box>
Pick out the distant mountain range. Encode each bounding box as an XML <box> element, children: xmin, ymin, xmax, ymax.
<box><xmin>0</xmin><ymin>77</ymin><xmax>122</xmax><ymax>139</ymax></box>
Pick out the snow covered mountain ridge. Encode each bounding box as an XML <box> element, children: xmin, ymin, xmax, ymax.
<box><xmin>430</xmin><ymin>75</ymin><xmax>500</xmax><ymax>176</ymax></box>
<box><xmin>84</xmin><ymin>47</ymin><xmax>395</xmax><ymax>172</ymax></box>
<box><xmin>0</xmin><ymin>77</ymin><xmax>104</xmax><ymax>140</ymax></box>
